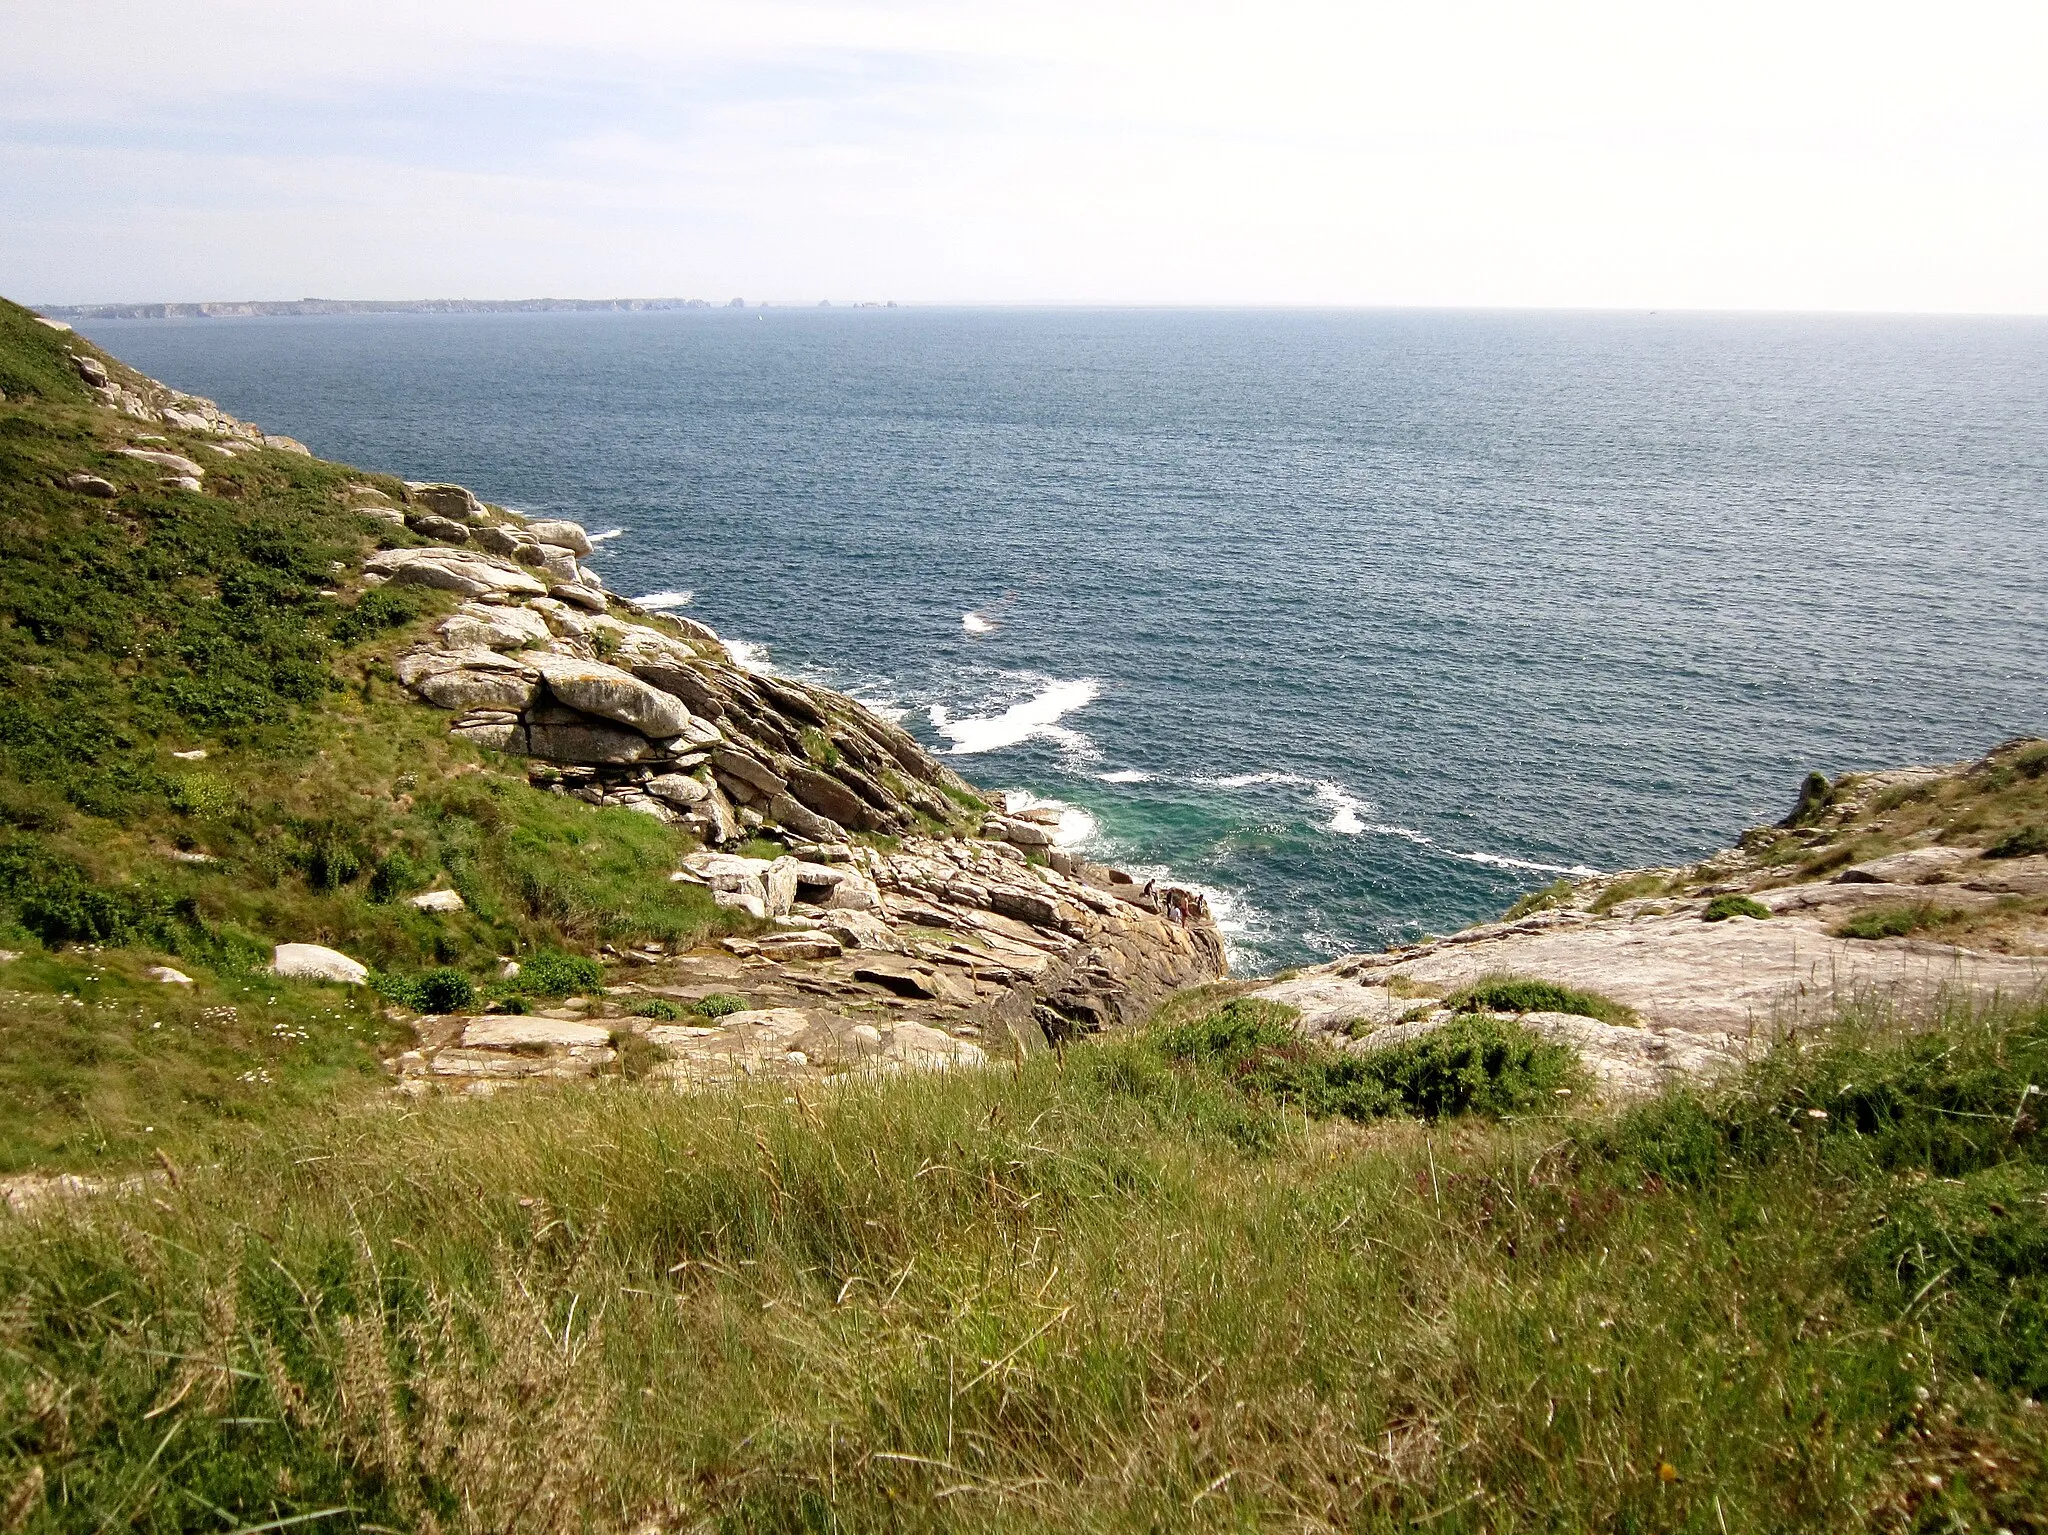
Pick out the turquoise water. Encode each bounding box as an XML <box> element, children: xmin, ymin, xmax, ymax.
<box><xmin>80</xmin><ymin>308</ymin><xmax>2048</xmax><ymax>972</ymax></box>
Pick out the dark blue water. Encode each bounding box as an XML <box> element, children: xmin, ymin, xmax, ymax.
<box><xmin>78</xmin><ymin>308</ymin><xmax>2048</xmax><ymax>971</ymax></box>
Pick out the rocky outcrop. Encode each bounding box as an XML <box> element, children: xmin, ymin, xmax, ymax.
<box><xmin>351</xmin><ymin>479</ymin><xmax>1228</xmax><ymax>1091</ymax></box>
<box><xmin>1251</xmin><ymin>741</ymin><xmax>2048</xmax><ymax>1098</ymax></box>
<box><xmin>56</xmin><ymin>336</ymin><xmax>305</xmax><ymax>451</ymax></box>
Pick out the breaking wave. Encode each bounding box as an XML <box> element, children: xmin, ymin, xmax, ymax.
<box><xmin>938</xmin><ymin>678</ymin><xmax>1101</xmax><ymax>756</ymax></box>
<box><xmin>633</xmin><ymin>588</ymin><xmax>695</xmax><ymax>610</ymax></box>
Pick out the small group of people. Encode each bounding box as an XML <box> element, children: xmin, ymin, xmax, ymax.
<box><xmin>1142</xmin><ymin>879</ymin><xmax>1209</xmax><ymax>928</ymax></box>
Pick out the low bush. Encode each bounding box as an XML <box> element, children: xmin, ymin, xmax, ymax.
<box><xmin>1986</xmin><ymin>824</ymin><xmax>2048</xmax><ymax>859</ymax></box>
<box><xmin>511</xmin><ymin>947</ymin><xmax>606</xmax><ymax>999</ymax></box>
<box><xmin>693</xmin><ymin>992</ymin><xmax>748</xmax><ymax>1018</ymax></box>
<box><xmin>1365</xmin><ymin>1013</ymin><xmax>1582</xmax><ymax>1118</ymax></box>
<box><xmin>608</xmin><ymin>1029</ymin><xmax>669</xmax><ymax>1081</ymax></box>
<box><xmin>1153</xmin><ymin>999</ymin><xmax>1580</xmax><ymax>1124</ymax></box>
<box><xmin>1443</xmin><ymin>973</ymin><xmax>1638</xmax><ymax>1026</ymax></box>
<box><xmin>634</xmin><ymin>997</ymin><xmax>683</xmax><ymax>1021</ymax></box>
<box><xmin>1702</xmin><ymin>893</ymin><xmax>1771</xmax><ymax>921</ymax></box>
<box><xmin>1784</xmin><ymin>769</ymin><xmax>1835</xmax><ymax>825</ymax></box>
<box><xmin>370</xmin><ymin>966</ymin><xmax>476</xmax><ymax>1015</ymax></box>
<box><xmin>1590</xmin><ymin>872</ymin><xmax>1664</xmax><ymax>914</ymax></box>
<box><xmin>1835</xmin><ymin>902</ymin><xmax>1960</xmax><ymax>941</ymax></box>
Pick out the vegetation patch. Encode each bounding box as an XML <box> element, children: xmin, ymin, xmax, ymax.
<box><xmin>1836</xmin><ymin>902</ymin><xmax>1964</xmax><ymax>941</ymax></box>
<box><xmin>692</xmin><ymin>991</ymin><xmax>749</xmax><ymax>1018</ymax></box>
<box><xmin>1502</xmin><ymin>876</ymin><xmax>1576</xmax><ymax>919</ymax></box>
<box><xmin>607</xmin><ymin>1028</ymin><xmax>669</xmax><ymax>1082</ymax></box>
<box><xmin>1987</xmin><ymin>824</ymin><xmax>2048</xmax><ymax>859</ymax></box>
<box><xmin>1589</xmin><ymin>871</ymin><xmax>1667</xmax><ymax>914</ymax></box>
<box><xmin>1702</xmin><ymin>893</ymin><xmax>1772</xmax><ymax>922</ymax></box>
<box><xmin>632</xmin><ymin>997</ymin><xmax>683</xmax><ymax>1021</ymax></box>
<box><xmin>369</xmin><ymin>965</ymin><xmax>476</xmax><ymax>1015</ymax></box>
<box><xmin>1148</xmin><ymin>998</ymin><xmax>1580</xmax><ymax>1126</ymax></box>
<box><xmin>508</xmin><ymin>947</ymin><xmax>605</xmax><ymax>999</ymax></box>
<box><xmin>1443</xmin><ymin>973</ymin><xmax>1639</xmax><ymax>1027</ymax></box>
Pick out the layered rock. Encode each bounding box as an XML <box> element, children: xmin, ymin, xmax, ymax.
<box><xmin>362</xmin><ymin>480</ymin><xmax>1229</xmax><ymax>1090</ymax></box>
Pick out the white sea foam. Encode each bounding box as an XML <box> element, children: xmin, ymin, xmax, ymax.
<box><xmin>1097</xmin><ymin>768</ymin><xmax>1153</xmax><ymax>784</ymax></box>
<box><xmin>856</xmin><ymin>698</ymin><xmax>909</xmax><ymax>723</ymax></box>
<box><xmin>927</xmin><ymin>704</ymin><xmax>951</xmax><ymax>727</ymax></box>
<box><xmin>1449</xmin><ymin>850</ymin><xmax>1602</xmax><ymax>877</ymax></box>
<box><xmin>725</xmin><ymin>638</ymin><xmax>772</xmax><ymax>673</ymax></box>
<box><xmin>633</xmin><ymin>589</ymin><xmax>695</xmax><ymax>610</ymax></box>
<box><xmin>999</xmin><ymin>789</ymin><xmax>1100</xmax><ymax>849</ymax></box>
<box><xmin>587</xmin><ymin>527</ymin><xmax>626</xmax><ymax>544</ymax></box>
<box><xmin>961</xmin><ymin>611</ymin><xmax>996</xmax><ymax>634</ymax></box>
<box><xmin>1200</xmin><ymin>770</ymin><xmax>1317</xmax><ymax>790</ymax></box>
<box><xmin>938</xmin><ymin>678</ymin><xmax>1101</xmax><ymax>756</ymax></box>
<box><xmin>1193</xmin><ymin>766</ymin><xmax>1592</xmax><ymax>874</ymax></box>
<box><xmin>1358</xmin><ymin>821</ymin><xmax>1433</xmax><ymax>846</ymax></box>
<box><xmin>1312</xmin><ymin>781</ymin><xmax>1371</xmax><ymax>835</ymax></box>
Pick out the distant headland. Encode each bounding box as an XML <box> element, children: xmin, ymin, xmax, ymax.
<box><xmin>37</xmin><ymin>296</ymin><xmax>901</xmax><ymax>320</ymax></box>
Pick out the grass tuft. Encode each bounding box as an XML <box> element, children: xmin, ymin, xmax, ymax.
<box><xmin>1702</xmin><ymin>893</ymin><xmax>1772</xmax><ymax>922</ymax></box>
<box><xmin>1836</xmin><ymin>902</ymin><xmax>1963</xmax><ymax>941</ymax></box>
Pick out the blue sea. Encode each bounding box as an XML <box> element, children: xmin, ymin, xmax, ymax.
<box><xmin>78</xmin><ymin>308</ymin><xmax>2048</xmax><ymax>973</ymax></box>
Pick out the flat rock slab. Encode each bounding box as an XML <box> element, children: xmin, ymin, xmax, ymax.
<box><xmin>1259</xmin><ymin>910</ymin><xmax>2048</xmax><ymax>1066</ymax></box>
<box><xmin>461</xmin><ymin>1017</ymin><xmax>613</xmax><ymax>1049</ymax></box>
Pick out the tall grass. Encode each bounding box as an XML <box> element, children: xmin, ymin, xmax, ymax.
<box><xmin>3</xmin><ymin>994</ymin><xmax>2046</xmax><ymax>1531</ymax></box>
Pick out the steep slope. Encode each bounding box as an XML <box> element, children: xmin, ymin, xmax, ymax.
<box><xmin>0</xmin><ymin>300</ymin><xmax>1223</xmax><ymax>1170</ymax></box>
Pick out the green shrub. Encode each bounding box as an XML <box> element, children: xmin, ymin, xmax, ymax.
<box><xmin>634</xmin><ymin>997</ymin><xmax>683</xmax><ymax>1021</ymax></box>
<box><xmin>1986</xmin><ymin>824</ymin><xmax>2048</xmax><ymax>859</ymax></box>
<box><xmin>1702</xmin><ymin>893</ymin><xmax>1771</xmax><ymax>922</ymax></box>
<box><xmin>368</xmin><ymin>848</ymin><xmax>432</xmax><ymax>903</ymax></box>
<box><xmin>370</xmin><ymin>967</ymin><xmax>476</xmax><ymax>1014</ymax></box>
<box><xmin>1589</xmin><ymin>872</ymin><xmax>1663</xmax><ymax>915</ymax></box>
<box><xmin>1363</xmin><ymin>1014</ymin><xmax>1581</xmax><ymax>1119</ymax></box>
<box><xmin>328</xmin><ymin>585</ymin><xmax>429</xmax><ymax>646</ymax></box>
<box><xmin>512</xmin><ymin>947</ymin><xmax>605</xmax><ymax>998</ymax></box>
<box><xmin>693</xmin><ymin>992</ymin><xmax>748</xmax><ymax>1018</ymax></box>
<box><xmin>1835</xmin><ymin>903</ymin><xmax>1958</xmax><ymax>941</ymax></box>
<box><xmin>0</xmin><ymin>835</ymin><xmax>161</xmax><ymax>947</ymax></box>
<box><xmin>1443</xmin><ymin>974</ymin><xmax>1637</xmax><ymax>1027</ymax></box>
<box><xmin>1153</xmin><ymin>999</ymin><xmax>1579</xmax><ymax>1124</ymax></box>
<box><xmin>1783</xmin><ymin>769</ymin><xmax>1835</xmax><ymax>826</ymax></box>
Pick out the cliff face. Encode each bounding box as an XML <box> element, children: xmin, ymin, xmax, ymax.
<box><xmin>0</xmin><ymin>298</ymin><xmax>1223</xmax><ymax>1111</ymax></box>
<box><xmin>1250</xmin><ymin>740</ymin><xmax>2048</xmax><ymax>1097</ymax></box>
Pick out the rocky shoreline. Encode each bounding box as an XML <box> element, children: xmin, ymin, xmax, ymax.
<box><xmin>24</xmin><ymin>321</ymin><xmax>1230</xmax><ymax>1095</ymax></box>
<box><xmin>317</xmin><ymin>472</ymin><xmax>1228</xmax><ymax>1090</ymax></box>
<box><xmin>1252</xmin><ymin>740</ymin><xmax>2048</xmax><ymax>1096</ymax></box>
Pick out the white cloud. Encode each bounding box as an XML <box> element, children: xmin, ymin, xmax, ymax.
<box><xmin>4</xmin><ymin>0</ymin><xmax>2045</xmax><ymax>308</ymax></box>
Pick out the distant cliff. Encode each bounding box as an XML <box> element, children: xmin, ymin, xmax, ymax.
<box><xmin>37</xmin><ymin>296</ymin><xmax>723</xmax><ymax>321</ymax></box>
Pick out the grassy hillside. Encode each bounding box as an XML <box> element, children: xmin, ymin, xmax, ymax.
<box><xmin>5</xmin><ymin>302</ymin><xmax>2045</xmax><ymax>1531</ymax></box>
<box><xmin>2</xmin><ymin>990</ymin><xmax>2044</xmax><ymax>1532</ymax></box>
<box><xmin>0</xmin><ymin>299</ymin><xmax>733</xmax><ymax>1169</ymax></box>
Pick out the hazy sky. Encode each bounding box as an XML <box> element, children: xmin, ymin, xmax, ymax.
<box><xmin>7</xmin><ymin>0</ymin><xmax>2046</xmax><ymax>309</ymax></box>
